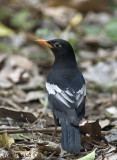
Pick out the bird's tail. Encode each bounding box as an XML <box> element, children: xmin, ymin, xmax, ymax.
<box><xmin>61</xmin><ymin>120</ymin><xmax>81</xmax><ymax>154</ymax></box>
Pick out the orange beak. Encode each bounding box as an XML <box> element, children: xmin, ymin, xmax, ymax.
<box><xmin>35</xmin><ymin>39</ymin><xmax>53</xmax><ymax>48</ymax></box>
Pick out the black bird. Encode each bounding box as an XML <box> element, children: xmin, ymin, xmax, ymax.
<box><xmin>36</xmin><ymin>39</ymin><xmax>86</xmax><ymax>154</ymax></box>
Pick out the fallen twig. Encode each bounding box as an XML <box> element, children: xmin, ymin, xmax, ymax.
<box><xmin>0</xmin><ymin>127</ymin><xmax>108</xmax><ymax>135</ymax></box>
<box><xmin>0</xmin><ymin>127</ymin><xmax>61</xmax><ymax>134</ymax></box>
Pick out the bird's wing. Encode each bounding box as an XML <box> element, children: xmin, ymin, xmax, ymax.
<box><xmin>46</xmin><ymin>82</ymin><xmax>86</xmax><ymax>109</ymax></box>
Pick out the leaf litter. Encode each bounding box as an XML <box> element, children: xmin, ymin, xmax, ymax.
<box><xmin>0</xmin><ymin>0</ymin><xmax>117</xmax><ymax>160</ymax></box>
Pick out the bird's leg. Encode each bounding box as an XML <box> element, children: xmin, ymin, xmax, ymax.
<box><xmin>51</xmin><ymin>114</ymin><xmax>59</xmax><ymax>142</ymax></box>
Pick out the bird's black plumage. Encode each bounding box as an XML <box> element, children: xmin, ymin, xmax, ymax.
<box><xmin>37</xmin><ymin>39</ymin><xmax>86</xmax><ymax>154</ymax></box>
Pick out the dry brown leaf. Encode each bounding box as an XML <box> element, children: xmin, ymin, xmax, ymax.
<box><xmin>83</xmin><ymin>61</ymin><xmax>117</xmax><ymax>84</ymax></box>
<box><xmin>18</xmin><ymin>75</ymin><xmax>45</xmax><ymax>91</ymax></box>
<box><xmin>38</xmin><ymin>141</ymin><xmax>61</xmax><ymax>155</ymax></box>
<box><xmin>8</xmin><ymin>55</ymin><xmax>33</xmax><ymax>71</ymax></box>
<box><xmin>80</xmin><ymin>119</ymin><xmax>102</xmax><ymax>140</ymax></box>
<box><xmin>105</xmin><ymin>129</ymin><xmax>117</xmax><ymax>143</ymax></box>
<box><xmin>8</xmin><ymin>68</ymin><xmax>30</xmax><ymax>84</ymax></box>
<box><xmin>41</xmin><ymin>6</ymin><xmax>76</xmax><ymax>27</ymax></box>
<box><xmin>99</xmin><ymin>119</ymin><xmax>110</xmax><ymax>129</ymax></box>
<box><xmin>33</xmin><ymin>152</ymin><xmax>43</xmax><ymax>160</ymax></box>
<box><xmin>99</xmin><ymin>158</ymin><xmax>108</xmax><ymax>160</ymax></box>
<box><xmin>0</xmin><ymin>80</ymin><xmax>13</xmax><ymax>89</ymax></box>
<box><xmin>13</xmin><ymin>90</ymin><xmax>46</xmax><ymax>103</ymax></box>
<box><xmin>105</xmin><ymin>106</ymin><xmax>117</xmax><ymax>118</ymax></box>
<box><xmin>47</xmin><ymin>0</ymin><xmax>108</xmax><ymax>12</ymax></box>
<box><xmin>13</xmin><ymin>150</ymin><xmax>38</xmax><ymax>159</ymax></box>
<box><xmin>0</xmin><ymin>55</ymin><xmax>33</xmax><ymax>88</ymax></box>
<box><xmin>0</xmin><ymin>107</ymin><xmax>37</xmax><ymax>123</ymax></box>
<box><xmin>84</xmin><ymin>12</ymin><xmax>111</xmax><ymax>25</ymax></box>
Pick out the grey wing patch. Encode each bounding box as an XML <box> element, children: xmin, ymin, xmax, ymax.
<box><xmin>56</xmin><ymin>93</ymin><xmax>71</xmax><ymax>108</ymax></box>
<box><xmin>46</xmin><ymin>83</ymin><xmax>61</xmax><ymax>94</ymax></box>
<box><xmin>61</xmin><ymin>91</ymin><xmax>74</xmax><ymax>103</ymax></box>
<box><xmin>46</xmin><ymin>82</ymin><xmax>86</xmax><ymax>109</ymax></box>
<box><xmin>46</xmin><ymin>82</ymin><xmax>71</xmax><ymax>108</ymax></box>
<box><xmin>65</xmin><ymin>90</ymin><xmax>74</xmax><ymax>96</ymax></box>
<box><xmin>76</xmin><ymin>84</ymin><xmax>86</xmax><ymax>107</ymax></box>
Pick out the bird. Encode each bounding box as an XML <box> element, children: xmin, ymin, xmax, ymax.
<box><xmin>36</xmin><ymin>39</ymin><xmax>86</xmax><ymax>154</ymax></box>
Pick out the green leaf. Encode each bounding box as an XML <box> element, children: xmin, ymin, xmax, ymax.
<box><xmin>84</xmin><ymin>25</ymin><xmax>101</xmax><ymax>35</ymax></box>
<box><xmin>11</xmin><ymin>9</ymin><xmax>35</xmax><ymax>30</ymax></box>
<box><xmin>13</xmin><ymin>134</ymin><xmax>39</xmax><ymax>141</ymax></box>
<box><xmin>105</xmin><ymin>20</ymin><xmax>117</xmax><ymax>41</ymax></box>
<box><xmin>35</xmin><ymin>28</ymin><xmax>53</xmax><ymax>37</ymax></box>
<box><xmin>76</xmin><ymin>149</ymin><xmax>96</xmax><ymax>160</ymax></box>
<box><xmin>13</xmin><ymin>134</ymin><xmax>26</xmax><ymax>140</ymax></box>
<box><xmin>0</xmin><ymin>23</ymin><xmax>14</xmax><ymax>36</ymax></box>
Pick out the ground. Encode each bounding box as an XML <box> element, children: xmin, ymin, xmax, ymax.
<box><xmin>0</xmin><ymin>0</ymin><xmax>117</xmax><ymax>160</ymax></box>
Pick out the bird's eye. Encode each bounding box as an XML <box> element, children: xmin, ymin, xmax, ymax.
<box><xmin>54</xmin><ymin>42</ymin><xmax>62</xmax><ymax>48</ymax></box>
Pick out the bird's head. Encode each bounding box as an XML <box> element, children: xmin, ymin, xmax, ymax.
<box><xmin>36</xmin><ymin>39</ymin><xmax>75</xmax><ymax>61</ymax></box>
